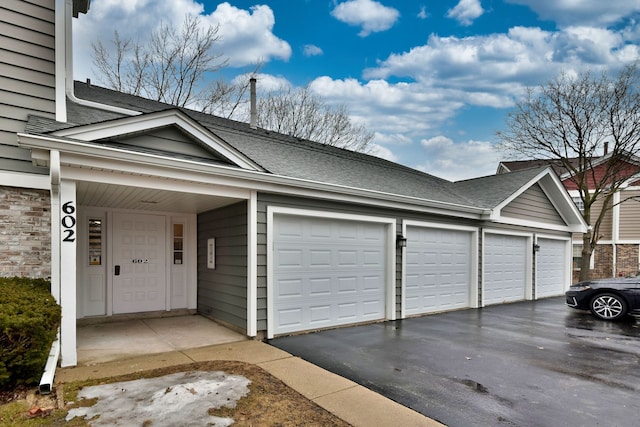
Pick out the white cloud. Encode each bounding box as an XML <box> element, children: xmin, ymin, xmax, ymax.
<box><xmin>447</xmin><ymin>0</ymin><xmax>484</xmax><ymax>26</ymax></box>
<box><xmin>368</xmin><ymin>143</ymin><xmax>399</xmax><ymax>162</ymax></box>
<box><xmin>205</xmin><ymin>3</ymin><xmax>291</xmax><ymax>66</ymax></box>
<box><xmin>73</xmin><ymin>1</ymin><xmax>291</xmax><ymax>81</ymax></box>
<box><xmin>372</xmin><ymin>132</ymin><xmax>413</xmax><ymax>146</ymax></box>
<box><xmin>331</xmin><ymin>0</ymin><xmax>400</xmax><ymax>37</ymax></box>
<box><xmin>417</xmin><ymin>6</ymin><xmax>428</xmax><ymax>20</ymax></box>
<box><xmin>309</xmin><ymin>76</ymin><xmax>465</xmax><ymax>135</ymax></box>
<box><xmin>242</xmin><ymin>73</ymin><xmax>291</xmax><ymax>92</ymax></box>
<box><xmin>505</xmin><ymin>0</ymin><xmax>640</xmax><ymax>27</ymax></box>
<box><xmin>552</xmin><ymin>26</ymin><xmax>624</xmax><ymax>63</ymax></box>
<box><xmin>303</xmin><ymin>44</ymin><xmax>324</xmax><ymax>57</ymax></box>
<box><xmin>363</xmin><ymin>24</ymin><xmax>640</xmax><ymax>109</ymax></box>
<box><xmin>417</xmin><ymin>136</ymin><xmax>499</xmax><ymax>181</ymax></box>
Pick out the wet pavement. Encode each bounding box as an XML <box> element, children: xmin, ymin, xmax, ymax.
<box><xmin>270</xmin><ymin>297</ymin><xmax>640</xmax><ymax>427</ymax></box>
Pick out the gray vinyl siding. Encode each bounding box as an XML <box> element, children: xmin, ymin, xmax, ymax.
<box><xmin>501</xmin><ymin>184</ymin><xmax>566</xmax><ymax>226</ymax></box>
<box><xmin>0</xmin><ymin>0</ymin><xmax>55</xmax><ymax>173</ymax></box>
<box><xmin>197</xmin><ymin>202</ymin><xmax>248</xmax><ymax>331</ymax></box>
<box><xmin>116</xmin><ymin>127</ymin><xmax>233</xmax><ymax>164</ymax></box>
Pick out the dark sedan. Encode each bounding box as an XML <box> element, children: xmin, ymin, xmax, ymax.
<box><xmin>566</xmin><ymin>275</ymin><xmax>640</xmax><ymax>320</ymax></box>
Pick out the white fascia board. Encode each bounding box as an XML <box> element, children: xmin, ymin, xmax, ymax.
<box><xmin>537</xmin><ymin>174</ymin><xmax>586</xmax><ymax>230</ymax></box>
<box><xmin>17</xmin><ymin>133</ymin><xmax>487</xmax><ymax>219</ymax></box>
<box><xmin>403</xmin><ymin>220</ymin><xmax>479</xmax><ymax>234</ymax></box>
<box><xmin>493</xmin><ymin>216</ymin><xmax>584</xmax><ymax>233</ymax></box>
<box><xmin>51</xmin><ymin>110</ymin><xmax>263</xmax><ymax>171</ymax></box>
<box><xmin>0</xmin><ymin>171</ymin><xmax>50</xmax><ymax>189</ymax></box>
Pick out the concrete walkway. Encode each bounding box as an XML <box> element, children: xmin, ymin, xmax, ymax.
<box><xmin>57</xmin><ymin>340</ymin><xmax>442</xmax><ymax>427</ymax></box>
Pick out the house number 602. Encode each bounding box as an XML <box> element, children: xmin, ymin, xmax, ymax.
<box><xmin>61</xmin><ymin>201</ymin><xmax>76</xmax><ymax>242</ymax></box>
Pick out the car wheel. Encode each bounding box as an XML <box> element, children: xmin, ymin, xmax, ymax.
<box><xmin>589</xmin><ymin>293</ymin><xmax>628</xmax><ymax>321</ymax></box>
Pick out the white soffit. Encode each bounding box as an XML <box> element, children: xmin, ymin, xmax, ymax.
<box><xmin>51</xmin><ymin>110</ymin><xmax>263</xmax><ymax>171</ymax></box>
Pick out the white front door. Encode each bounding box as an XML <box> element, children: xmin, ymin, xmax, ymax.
<box><xmin>113</xmin><ymin>213</ymin><xmax>167</xmax><ymax>314</ymax></box>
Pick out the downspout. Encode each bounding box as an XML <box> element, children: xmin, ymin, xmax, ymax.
<box><xmin>39</xmin><ymin>332</ymin><xmax>60</xmax><ymax>394</ymax></box>
<box><xmin>62</xmin><ymin>0</ymin><xmax>140</xmax><ymax>117</ymax></box>
<box><xmin>612</xmin><ymin>190</ymin><xmax>621</xmax><ymax>276</ymax></box>
<box><xmin>40</xmin><ymin>150</ymin><xmax>61</xmax><ymax>394</ymax></box>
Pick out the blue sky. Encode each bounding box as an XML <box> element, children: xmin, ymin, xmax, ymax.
<box><xmin>73</xmin><ymin>1</ymin><xmax>640</xmax><ymax>181</ymax></box>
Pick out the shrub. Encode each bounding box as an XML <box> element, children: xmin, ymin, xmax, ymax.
<box><xmin>0</xmin><ymin>277</ymin><xmax>61</xmax><ymax>389</ymax></box>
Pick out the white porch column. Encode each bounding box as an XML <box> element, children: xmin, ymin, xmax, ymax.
<box><xmin>247</xmin><ymin>191</ymin><xmax>257</xmax><ymax>337</ymax></box>
<box><xmin>59</xmin><ymin>179</ymin><xmax>77</xmax><ymax>367</ymax></box>
<box><xmin>50</xmin><ymin>151</ymin><xmax>61</xmax><ymax>303</ymax></box>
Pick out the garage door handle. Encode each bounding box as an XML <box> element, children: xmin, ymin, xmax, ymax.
<box><xmin>114</xmin><ymin>265</ymin><xmax>120</xmax><ymax>276</ymax></box>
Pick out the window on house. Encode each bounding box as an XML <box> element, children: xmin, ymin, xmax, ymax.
<box><xmin>572</xmin><ymin>244</ymin><xmax>582</xmax><ymax>269</ymax></box>
<box><xmin>572</xmin><ymin>197</ymin><xmax>584</xmax><ymax>212</ymax></box>
<box><xmin>173</xmin><ymin>223</ymin><xmax>184</xmax><ymax>265</ymax></box>
<box><xmin>88</xmin><ymin>219</ymin><xmax>102</xmax><ymax>265</ymax></box>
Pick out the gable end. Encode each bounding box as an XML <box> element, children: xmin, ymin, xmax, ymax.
<box><xmin>103</xmin><ymin>125</ymin><xmax>236</xmax><ymax>166</ymax></box>
<box><xmin>501</xmin><ymin>183</ymin><xmax>567</xmax><ymax>226</ymax></box>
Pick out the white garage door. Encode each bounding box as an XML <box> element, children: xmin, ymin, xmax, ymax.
<box><xmin>484</xmin><ymin>234</ymin><xmax>527</xmax><ymax>305</ymax></box>
<box><xmin>272</xmin><ymin>215</ymin><xmax>388</xmax><ymax>335</ymax></box>
<box><xmin>405</xmin><ymin>226</ymin><xmax>472</xmax><ymax>315</ymax></box>
<box><xmin>536</xmin><ymin>238</ymin><xmax>567</xmax><ymax>298</ymax></box>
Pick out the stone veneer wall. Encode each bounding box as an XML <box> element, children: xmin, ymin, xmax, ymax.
<box><xmin>0</xmin><ymin>186</ymin><xmax>51</xmax><ymax>278</ymax></box>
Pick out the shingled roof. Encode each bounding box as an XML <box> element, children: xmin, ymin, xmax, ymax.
<box><xmin>454</xmin><ymin>166</ymin><xmax>550</xmax><ymax>209</ymax></box>
<box><xmin>497</xmin><ymin>158</ymin><xmax>590</xmax><ymax>177</ymax></box>
<box><xmin>24</xmin><ymin>81</ymin><xmax>556</xmax><ymax>212</ymax></box>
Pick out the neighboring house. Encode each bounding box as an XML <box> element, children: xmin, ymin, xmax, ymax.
<box><xmin>1</xmin><ymin>0</ymin><xmax>586</xmax><ymax>367</ymax></box>
<box><xmin>498</xmin><ymin>158</ymin><xmax>640</xmax><ymax>282</ymax></box>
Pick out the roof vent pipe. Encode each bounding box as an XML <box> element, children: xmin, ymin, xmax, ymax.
<box><xmin>250</xmin><ymin>77</ymin><xmax>257</xmax><ymax>129</ymax></box>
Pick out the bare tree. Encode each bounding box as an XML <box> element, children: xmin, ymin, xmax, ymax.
<box><xmin>254</xmin><ymin>84</ymin><xmax>374</xmax><ymax>152</ymax></box>
<box><xmin>92</xmin><ymin>15</ymin><xmax>228</xmax><ymax>108</ymax></box>
<box><xmin>497</xmin><ymin>64</ymin><xmax>640</xmax><ymax>281</ymax></box>
<box><xmin>92</xmin><ymin>20</ymin><xmax>373</xmax><ymax>152</ymax></box>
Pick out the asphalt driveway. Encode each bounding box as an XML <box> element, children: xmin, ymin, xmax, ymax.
<box><xmin>269</xmin><ymin>297</ymin><xmax>639</xmax><ymax>427</ymax></box>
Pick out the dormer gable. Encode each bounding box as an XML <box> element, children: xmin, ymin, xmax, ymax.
<box><xmin>51</xmin><ymin>109</ymin><xmax>264</xmax><ymax>171</ymax></box>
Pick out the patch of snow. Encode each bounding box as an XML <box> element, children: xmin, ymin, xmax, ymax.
<box><xmin>66</xmin><ymin>370</ymin><xmax>250</xmax><ymax>426</ymax></box>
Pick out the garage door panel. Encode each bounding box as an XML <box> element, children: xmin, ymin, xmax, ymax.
<box><xmin>310</xmin><ymin>250</ymin><xmax>331</xmax><ymax>266</ymax></box>
<box><xmin>405</xmin><ymin>226</ymin><xmax>473</xmax><ymax>316</ymax></box>
<box><xmin>310</xmin><ymin>305</ymin><xmax>332</xmax><ymax>323</ymax></box>
<box><xmin>337</xmin><ymin>276</ymin><xmax>357</xmax><ymax>293</ymax></box>
<box><xmin>337</xmin><ymin>303</ymin><xmax>357</xmax><ymax>320</ymax></box>
<box><xmin>278</xmin><ymin>278</ymin><xmax>303</xmax><ymax>298</ymax></box>
<box><xmin>273</xmin><ymin>215</ymin><xmax>387</xmax><ymax>335</ymax></box>
<box><xmin>279</xmin><ymin>308</ymin><xmax>303</xmax><ymax>328</ymax></box>
<box><xmin>310</xmin><ymin>277</ymin><xmax>331</xmax><ymax>296</ymax></box>
<box><xmin>484</xmin><ymin>234</ymin><xmax>527</xmax><ymax>305</ymax></box>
